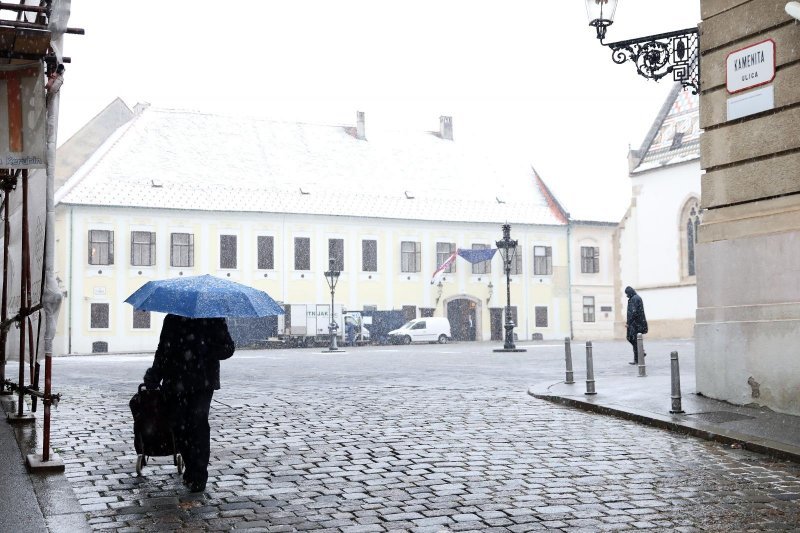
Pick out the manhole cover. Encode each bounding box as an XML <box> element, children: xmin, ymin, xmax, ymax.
<box><xmin>687</xmin><ymin>411</ymin><xmax>755</xmax><ymax>424</ymax></box>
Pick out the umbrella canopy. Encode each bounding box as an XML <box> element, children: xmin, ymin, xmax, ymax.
<box><xmin>124</xmin><ymin>274</ymin><xmax>284</xmax><ymax>318</ymax></box>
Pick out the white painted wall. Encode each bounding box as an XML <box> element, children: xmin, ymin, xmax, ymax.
<box><xmin>570</xmin><ymin>224</ymin><xmax>617</xmax><ymax>340</ymax></box>
<box><xmin>638</xmin><ymin>286</ymin><xmax>696</xmax><ymax>321</ymax></box>
<box><xmin>55</xmin><ymin>205</ymin><xmax>585</xmax><ymax>354</ymax></box>
<box><xmin>617</xmin><ymin>159</ymin><xmax>700</xmax><ymax>337</ymax></box>
<box><xmin>630</xmin><ymin>161</ymin><xmax>700</xmax><ymax>287</ymax></box>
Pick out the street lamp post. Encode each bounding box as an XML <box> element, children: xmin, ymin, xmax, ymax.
<box><xmin>493</xmin><ymin>224</ymin><xmax>526</xmax><ymax>353</ymax></box>
<box><xmin>583</xmin><ymin>0</ymin><xmax>699</xmax><ymax>94</ymax></box>
<box><xmin>324</xmin><ymin>258</ymin><xmax>342</xmax><ymax>352</ymax></box>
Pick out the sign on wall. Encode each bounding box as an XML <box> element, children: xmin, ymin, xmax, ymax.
<box><xmin>726</xmin><ymin>39</ymin><xmax>776</xmax><ymax>94</ymax></box>
<box><xmin>0</xmin><ymin>62</ymin><xmax>46</xmax><ymax>168</ymax></box>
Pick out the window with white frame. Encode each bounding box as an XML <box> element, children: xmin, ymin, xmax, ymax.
<box><xmin>471</xmin><ymin>243</ymin><xmax>491</xmax><ymax>275</ymax></box>
<box><xmin>401</xmin><ymin>241</ymin><xmax>421</xmax><ymax>273</ymax></box>
<box><xmin>534</xmin><ymin>246</ymin><xmax>552</xmax><ymax>275</ymax></box>
<box><xmin>583</xmin><ymin>296</ymin><xmax>596</xmax><ymax>322</ymax></box>
<box><xmin>133</xmin><ymin>310</ymin><xmax>151</xmax><ymax>329</ymax></box>
<box><xmin>436</xmin><ymin>242</ymin><xmax>456</xmax><ymax>273</ymax></box>
<box><xmin>535</xmin><ymin>306</ymin><xmax>548</xmax><ymax>327</ymax></box>
<box><xmin>170</xmin><ymin>233</ymin><xmax>194</xmax><ymax>267</ymax></box>
<box><xmin>509</xmin><ymin>245</ymin><xmax>523</xmax><ymax>275</ymax></box>
<box><xmin>130</xmin><ymin>231</ymin><xmax>156</xmax><ymax>266</ymax></box>
<box><xmin>220</xmin><ymin>235</ymin><xmax>237</xmax><ymax>269</ymax></box>
<box><xmin>362</xmin><ymin>240</ymin><xmax>377</xmax><ymax>272</ymax></box>
<box><xmin>88</xmin><ymin>230</ymin><xmax>114</xmax><ymax>265</ymax></box>
<box><xmin>257</xmin><ymin>236</ymin><xmax>274</xmax><ymax>270</ymax></box>
<box><xmin>580</xmin><ymin>246</ymin><xmax>599</xmax><ymax>274</ymax></box>
<box><xmin>91</xmin><ymin>303</ymin><xmax>109</xmax><ymax>328</ymax></box>
<box><xmin>329</xmin><ymin>238</ymin><xmax>344</xmax><ymax>271</ymax></box>
<box><xmin>294</xmin><ymin>237</ymin><xmax>310</xmax><ymax>270</ymax></box>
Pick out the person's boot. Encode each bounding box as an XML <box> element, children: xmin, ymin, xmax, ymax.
<box><xmin>188</xmin><ymin>480</ymin><xmax>206</xmax><ymax>493</ymax></box>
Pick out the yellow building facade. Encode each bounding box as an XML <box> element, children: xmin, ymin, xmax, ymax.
<box><xmin>53</xmin><ymin>104</ymin><xmax>615</xmax><ymax>354</ymax></box>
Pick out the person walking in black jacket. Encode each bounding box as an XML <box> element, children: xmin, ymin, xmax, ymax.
<box><xmin>625</xmin><ymin>286</ymin><xmax>648</xmax><ymax>365</ymax></box>
<box><xmin>144</xmin><ymin>314</ymin><xmax>235</xmax><ymax>492</ymax></box>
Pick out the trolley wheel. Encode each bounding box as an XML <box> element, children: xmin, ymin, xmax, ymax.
<box><xmin>175</xmin><ymin>453</ymin><xmax>184</xmax><ymax>475</ymax></box>
<box><xmin>136</xmin><ymin>454</ymin><xmax>145</xmax><ymax>476</ymax></box>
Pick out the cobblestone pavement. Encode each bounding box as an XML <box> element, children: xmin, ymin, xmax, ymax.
<box><xmin>50</xmin><ymin>341</ymin><xmax>800</xmax><ymax>532</ymax></box>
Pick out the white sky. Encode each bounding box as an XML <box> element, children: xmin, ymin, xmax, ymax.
<box><xmin>57</xmin><ymin>1</ymin><xmax>700</xmax><ymax>222</ymax></box>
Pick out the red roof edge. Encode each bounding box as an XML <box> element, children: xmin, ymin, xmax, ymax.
<box><xmin>532</xmin><ymin>167</ymin><xmax>569</xmax><ymax>225</ymax></box>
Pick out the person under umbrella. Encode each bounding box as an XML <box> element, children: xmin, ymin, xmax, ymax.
<box><xmin>143</xmin><ymin>314</ymin><xmax>234</xmax><ymax>492</ymax></box>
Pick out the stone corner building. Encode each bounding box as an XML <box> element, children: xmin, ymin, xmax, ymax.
<box><xmin>697</xmin><ymin>0</ymin><xmax>800</xmax><ymax>415</ymax></box>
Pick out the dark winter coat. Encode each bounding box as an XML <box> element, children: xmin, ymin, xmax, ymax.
<box><xmin>144</xmin><ymin>314</ymin><xmax>235</xmax><ymax>394</ymax></box>
<box><xmin>625</xmin><ymin>286</ymin><xmax>648</xmax><ymax>339</ymax></box>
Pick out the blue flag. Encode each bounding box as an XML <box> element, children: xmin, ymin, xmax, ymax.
<box><xmin>457</xmin><ymin>248</ymin><xmax>497</xmax><ymax>264</ymax></box>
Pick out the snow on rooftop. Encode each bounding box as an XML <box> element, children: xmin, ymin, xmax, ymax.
<box><xmin>57</xmin><ymin>107</ymin><xmax>564</xmax><ymax>226</ymax></box>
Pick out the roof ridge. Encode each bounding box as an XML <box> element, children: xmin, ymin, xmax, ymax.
<box><xmin>628</xmin><ymin>83</ymin><xmax>683</xmax><ymax>174</ymax></box>
<box><xmin>55</xmin><ymin>107</ymin><xmax>145</xmax><ymax>205</ymax></box>
<box><xmin>531</xmin><ymin>166</ymin><xmax>569</xmax><ymax>225</ymax></box>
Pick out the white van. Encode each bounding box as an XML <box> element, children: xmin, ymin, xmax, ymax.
<box><xmin>388</xmin><ymin>317</ymin><xmax>451</xmax><ymax>344</ymax></box>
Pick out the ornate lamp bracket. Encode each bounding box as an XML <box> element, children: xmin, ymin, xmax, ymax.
<box><xmin>601</xmin><ymin>27</ymin><xmax>700</xmax><ymax>94</ymax></box>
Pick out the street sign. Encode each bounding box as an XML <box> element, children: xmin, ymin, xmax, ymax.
<box><xmin>726</xmin><ymin>39</ymin><xmax>776</xmax><ymax>94</ymax></box>
<box><xmin>727</xmin><ymin>85</ymin><xmax>774</xmax><ymax>121</ymax></box>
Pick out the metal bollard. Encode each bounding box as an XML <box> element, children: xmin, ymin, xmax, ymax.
<box><xmin>564</xmin><ymin>337</ymin><xmax>575</xmax><ymax>384</ymax></box>
<box><xmin>585</xmin><ymin>341</ymin><xmax>596</xmax><ymax>395</ymax></box>
<box><xmin>637</xmin><ymin>333</ymin><xmax>646</xmax><ymax>377</ymax></box>
<box><xmin>670</xmin><ymin>351</ymin><xmax>684</xmax><ymax>414</ymax></box>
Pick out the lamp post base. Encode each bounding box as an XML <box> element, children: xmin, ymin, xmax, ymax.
<box><xmin>494</xmin><ymin>323</ymin><xmax>525</xmax><ymax>352</ymax></box>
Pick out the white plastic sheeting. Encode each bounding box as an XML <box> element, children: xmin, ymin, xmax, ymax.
<box><xmin>43</xmin><ymin>0</ymin><xmax>71</xmax><ymax>352</ymax></box>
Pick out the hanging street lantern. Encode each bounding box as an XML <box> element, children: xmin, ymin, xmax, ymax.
<box><xmin>583</xmin><ymin>0</ymin><xmax>699</xmax><ymax>94</ymax></box>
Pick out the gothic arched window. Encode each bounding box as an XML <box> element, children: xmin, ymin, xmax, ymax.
<box><xmin>680</xmin><ymin>198</ymin><xmax>701</xmax><ymax>278</ymax></box>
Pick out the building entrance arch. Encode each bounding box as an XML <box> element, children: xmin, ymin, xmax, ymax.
<box><xmin>445</xmin><ymin>296</ymin><xmax>481</xmax><ymax>341</ymax></box>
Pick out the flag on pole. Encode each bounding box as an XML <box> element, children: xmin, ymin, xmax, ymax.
<box><xmin>430</xmin><ymin>252</ymin><xmax>457</xmax><ymax>285</ymax></box>
<box><xmin>457</xmin><ymin>248</ymin><xmax>498</xmax><ymax>263</ymax></box>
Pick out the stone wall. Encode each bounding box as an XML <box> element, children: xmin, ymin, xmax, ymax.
<box><xmin>697</xmin><ymin>0</ymin><xmax>800</xmax><ymax>415</ymax></box>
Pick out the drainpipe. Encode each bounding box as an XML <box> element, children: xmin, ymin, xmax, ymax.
<box><xmin>68</xmin><ymin>207</ymin><xmax>73</xmax><ymax>355</ymax></box>
<box><xmin>566</xmin><ymin>222</ymin><xmax>574</xmax><ymax>340</ymax></box>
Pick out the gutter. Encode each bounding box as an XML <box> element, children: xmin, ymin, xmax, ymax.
<box><xmin>67</xmin><ymin>207</ymin><xmax>73</xmax><ymax>355</ymax></box>
<box><xmin>567</xmin><ymin>222</ymin><xmax>574</xmax><ymax>340</ymax></box>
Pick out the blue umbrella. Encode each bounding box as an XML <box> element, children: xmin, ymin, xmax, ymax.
<box><xmin>125</xmin><ymin>274</ymin><xmax>285</xmax><ymax>318</ymax></box>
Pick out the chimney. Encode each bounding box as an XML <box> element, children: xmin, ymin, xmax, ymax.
<box><xmin>133</xmin><ymin>102</ymin><xmax>151</xmax><ymax>115</ymax></box>
<box><xmin>439</xmin><ymin>115</ymin><xmax>453</xmax><ymax>140</ymax></box>
<box><xmin>356</xmin><ymin>111</ymin><xmax>366</xmax><ymax>140</ymax></box>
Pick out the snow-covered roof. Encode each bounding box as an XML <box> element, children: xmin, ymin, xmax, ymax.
<box><xmin>630</xmin><ymin>84</ymin><xmax>700</xmax><ymax>174</ymax></box>
<box><xmin>57</xmin><ymin>106</ymin><xmax>566</xmax><ymax>226</ymax></box>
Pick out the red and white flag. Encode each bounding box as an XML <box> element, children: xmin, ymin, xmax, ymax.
<box><xmin>430</xmin><ymin>252</ymin><xmax>457</xmax><ymax>285</ymax></box>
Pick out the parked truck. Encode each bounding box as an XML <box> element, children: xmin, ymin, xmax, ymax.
<box><xmin>277</xmin><ymin>304</ymin><xmax>370</xmax><ymax>347</ymax></box>
<box><xmin>361</xmin><ymin>310</ymin><xmax>407</xmax><ymax>345</ymax></box>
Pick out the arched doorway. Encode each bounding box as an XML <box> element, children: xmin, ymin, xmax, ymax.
<box><xmin>446</xmin><ymin>297</ymin><xmax>480</xmax><ymax>341</ymax></box>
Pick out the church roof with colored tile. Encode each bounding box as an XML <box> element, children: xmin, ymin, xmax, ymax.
<box><xmin>629</xmin><ymin>84</ymin><xmax>700</xmax><ymax>174</ymax></box>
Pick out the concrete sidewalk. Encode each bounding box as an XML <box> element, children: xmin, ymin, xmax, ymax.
<box><xmin>529</xmin><ymin>355</ymin><xmax>800</xmax><ymax>463</ymax></box>
<box><xmin>0</xmin><ymin>395</ymin><xmax>90</xmax><ymax>533</ymax></box>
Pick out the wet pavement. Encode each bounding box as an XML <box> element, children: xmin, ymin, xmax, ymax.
<box><xmin>34</xmin><ymin>340</ymin><xmax>800</xmax><ymax>531</ymax></box>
